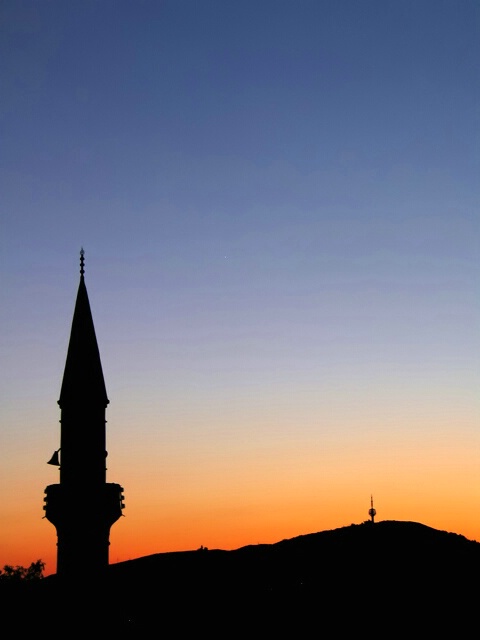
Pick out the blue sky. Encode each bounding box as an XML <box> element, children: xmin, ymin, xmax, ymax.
<box><xmin>1</xmin><ymin>1</ymin><xmax>479</xmax><ymax>571</ymax></box>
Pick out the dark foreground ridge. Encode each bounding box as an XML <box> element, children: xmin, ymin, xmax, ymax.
<box><xmin>5</xmin><ymin>520</ymin><xmax>479</xmax><ymax>633</ymax></box>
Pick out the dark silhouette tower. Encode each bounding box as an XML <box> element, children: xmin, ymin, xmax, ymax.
<box><xmin>368</xmin><ymin>495</ymin><xmax>376</xmax><ymax>524</ymax></box>
<box><xmin>44</xmin><ymin>250</ymin><xmax>125</xmax><ymax>579</ymax></box>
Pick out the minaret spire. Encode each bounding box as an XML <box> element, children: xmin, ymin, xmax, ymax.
<box><xmin>44</xmin><ymin>251</ymin><xmax>125</xmax><ymax>581</ymax></box>
<box><xmin>58</xmin><ymin>248</ymin><xmax>108</xmax><ymax>410</ymax></box>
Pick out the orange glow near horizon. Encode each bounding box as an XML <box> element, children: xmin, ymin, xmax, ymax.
<box><xmin>2</xmin><ymin>418</ymin><xmax>479</xmax><ymax>578</ymax></box>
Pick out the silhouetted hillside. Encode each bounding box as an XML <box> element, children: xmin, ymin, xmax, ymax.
<box><xmin>5</xmin><ymin>521</ymin><xmax>479</xmax><ymax>634</ymax></box>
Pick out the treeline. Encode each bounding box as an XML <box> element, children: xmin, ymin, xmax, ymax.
<box><xmin>0</xmin><ymin>560</ymin><xmax>45</xmax><ymax>583</ymax></box>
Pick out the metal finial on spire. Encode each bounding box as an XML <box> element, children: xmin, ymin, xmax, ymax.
<box><xmin>80</xmin><ymin>247</ymin><xmax>85</xmax><ymax>276</ymax></box>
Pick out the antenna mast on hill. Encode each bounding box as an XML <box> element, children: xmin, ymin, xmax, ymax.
<box><xmin>368</xmin><ymin>495</ymin><xmax>376</xmax><ymax>524</ymax></box>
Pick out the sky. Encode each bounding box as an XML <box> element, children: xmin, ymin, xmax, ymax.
<box><xmin>1</xmin><ymin>0</ymin><xmax>478</xmax><ymax>576</ymax></box>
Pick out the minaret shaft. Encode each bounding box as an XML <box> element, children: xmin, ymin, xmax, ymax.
<box><xmin>59</xmin><ymin>407</ymin><xmax>107</xmax><ymax>487</ymax></box>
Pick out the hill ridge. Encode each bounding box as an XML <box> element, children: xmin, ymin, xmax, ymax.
<box><xmin>6</xmin><ymin>520</ymin><xmax>479</xmax><ymax>633</ymax></box>
<box><xmin>108</xmin><ymin>519</ymin><xmax>479</xmax><ymax>567</ymax></box>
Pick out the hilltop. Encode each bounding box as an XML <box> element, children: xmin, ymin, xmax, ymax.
<box><xmin>5</xmin><ymin>520</ymin><xmax>479</xmax><ymax>633</ymax></box>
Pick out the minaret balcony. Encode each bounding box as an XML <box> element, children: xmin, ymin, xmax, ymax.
<box><xmin>44</xmin><ymin>482</ymin><xmax>125</xmax><ymax>528</ymax></box>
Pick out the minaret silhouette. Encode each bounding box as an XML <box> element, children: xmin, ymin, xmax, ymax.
<box><xmin>44</xmin><ymin>249</ymin><xmax>125</xmax><ymax>580</ymax></box>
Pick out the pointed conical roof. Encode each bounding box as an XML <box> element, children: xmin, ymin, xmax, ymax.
<box><xmin>58</xmin><ymin>250</ymin><xmax>109</xmax><ymax>407</ymax></box>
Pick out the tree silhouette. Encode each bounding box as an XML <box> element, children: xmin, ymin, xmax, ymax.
<box><xmin>0</xmin><ymin>560</ymin><xmax>45</xmax><ymax>583</ymax></box>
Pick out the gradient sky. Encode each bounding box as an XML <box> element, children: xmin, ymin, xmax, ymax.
<box><xmin>1</xmin><ymin>1</ymin><xmax>478</xmax><ymax>576</ymax></box>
